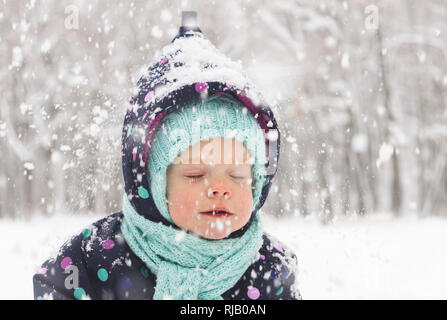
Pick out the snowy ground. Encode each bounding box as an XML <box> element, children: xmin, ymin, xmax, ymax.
<box><xmin>1</xmin><ymin>211</ymin><xmax>447</xmax><ymax>300</ymax></box>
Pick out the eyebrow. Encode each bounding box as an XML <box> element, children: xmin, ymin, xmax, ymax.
<box><xmin>179</xmin><ymin>163</ymin><xmax>206</xmax><ymax>169</ymax></box>
<box><xmin>176</xmin><ymin>164</ymin><xmax>207</xmax><ymax>174</ymax></box>
<box><xmin>178</xmin><ymin>163</ymin><xmax>252</xmax><ymax>175</ymax></box>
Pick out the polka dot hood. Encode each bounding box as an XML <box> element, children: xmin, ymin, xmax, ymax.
<box><xmin>32</xmin><ymin>14</ymin><xmax>302</xmax><ymax>300</ymax></box>
<box><xmin>121</xmin><ymin>27</ymin><xmax>281</xmax><ymax>237</ymax></box>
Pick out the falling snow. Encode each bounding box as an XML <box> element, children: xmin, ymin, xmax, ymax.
<box><xmin>1</xmin><ymin>0</ymin><xmax>446</xmax><ymax>300</ymax></box>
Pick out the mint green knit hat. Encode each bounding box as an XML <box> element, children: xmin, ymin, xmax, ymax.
<box><xmin>147</xmin><ymin>94</ymin><xmax>267</xmax><ymax>223</ymax></box>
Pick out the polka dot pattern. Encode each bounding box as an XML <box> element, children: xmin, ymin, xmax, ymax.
<box><xmin>247</xmin><ymin>287</ymin><xmax>260</xmax><ymax>300</ymax></box>
<box><xmin>34</xmin><ymin>228</ymin><xmax>301</xmax><ymax>300</ymax></box>
<box><xmin>126</xmin><ymin>124</ymin><xmax>133</xmax><ymax>138</ymax></box>
<box><xmin>74</xmin><ymin>287</ymin><xmax>86</xmax><ymax>300</ymax></box>
<box><xmin>137</xmin><ymin>186</ymin><xmax>149</xmax><ymax>199</ymax></box>
<box><xmin>82</xmin><ymin>228</ymin><xmax>91</xmax><ymax>240</ymax></box>
<box><xmin>102</xmin><ymin>240</ymin><xmax>115</xmax><ymax>250</ymax></box>
<box><xmin>275</xmin><ymin>286</ymin><xmax>284</xmax><ymax>296</ymax></box>
<box><xmin>140</xmin><ymin>266</ymin><xmax>149</xmax><ymax>279</ymax></box>
<box><xmin>144</xmin><ymin>90</ymin><xmax>154</xmax><ymax>102</ymax></box>
<box><xmin>97</xmin><ymin>268</ymin><xmax>108</xmax><ymax>282</ymax></box>
<box><xmin>194</xmin><ymin>82</ymin><xmax>208</xmax><ymax>93</ymax></box>
<box><xmin>273</xmin><ymin>243</ymin><xmax>284</xmax><ymax>253</ymax></box>
<box><xmin>60</xmin><ymin>257</ymin><xmax>72</xmax><ymax>270</ymax></box>
<box><xmin>36</xmin><ymin>267</ymin><xmax>47</xmax><ymax>275</ymax></box>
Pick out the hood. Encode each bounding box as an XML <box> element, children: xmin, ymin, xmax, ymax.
<box><xmin>121</xmin><ymin>15</ymin><xmax>281</xmax><ymax>237</ymax></box>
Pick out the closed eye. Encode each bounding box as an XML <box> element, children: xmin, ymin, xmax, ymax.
<box><xmin>186</xmin><ymin>175</ymin><xmax>203</xmax><ymax>182</ymax></box>
<box><xmin>186</xmin><ymin>174</ymin><xmax>247</xmax><ymax>182</ymax></box>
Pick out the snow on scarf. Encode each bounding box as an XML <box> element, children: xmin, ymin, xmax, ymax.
<box><xmin>120</xmin><ymin>194</ymin><xmax>264</xmax><ymax>300</ymax></box>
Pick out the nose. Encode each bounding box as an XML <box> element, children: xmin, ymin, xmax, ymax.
<box><xmin>207</xmin><ymin>181</ymin><xmax>231</xmax><ymax>199</ymax></box>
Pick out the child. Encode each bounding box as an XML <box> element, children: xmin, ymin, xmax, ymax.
<box><xmin>33</xmin><ymin>13</ymin><xmax>302</xmax><ymax>300</ymax></box>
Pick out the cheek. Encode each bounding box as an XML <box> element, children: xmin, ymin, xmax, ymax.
<box><xmin>237</xmin><ymin>188</ymin><xmax>253</xmax><ymax>221</ymax></box>
<box><xmin>167</xmin><ymin>184</ymin><xmax>203</xmax><ymax>225</ymax></box>
<box><xmin>226</xmin><ymin>183</ymin><xmax>253</xmax><ymax>230</ymax></box>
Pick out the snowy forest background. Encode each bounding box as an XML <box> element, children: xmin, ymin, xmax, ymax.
<box><xmin>1</xmin><ymin>0</ymin><xmax>447</xmax><ymax>299</ymax></box>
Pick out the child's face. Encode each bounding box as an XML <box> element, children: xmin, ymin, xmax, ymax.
<box><xmin>166</xmin><ymin>137</ymin><xmax>253</xmax><ymax>239</ymax></box>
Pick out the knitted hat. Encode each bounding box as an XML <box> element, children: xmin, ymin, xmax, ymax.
<box><xmin>147</xmin><ymin>94</ymin><xmax>267</xmax><ymax>223</ymax></box>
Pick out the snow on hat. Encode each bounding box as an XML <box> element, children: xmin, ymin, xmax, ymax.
<box><xmin>147</xmin><ymin>94</ymin><xmax>267</xmax><ymax>223</ymax></box>
<box><xmin>121</xmin><ymin>14</ymin><xmax>281</xmax><ymax>239</ymax></box>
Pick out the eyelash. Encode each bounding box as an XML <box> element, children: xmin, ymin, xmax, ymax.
<box><xmin>186</xmin><ymin>175</ymin><xmax>202</xmax><ymax>182</ymax></box>
<box><xmin>186</xmin><ymin>175</ymin><xmax>245</xmax><ymax>182</ymax></box>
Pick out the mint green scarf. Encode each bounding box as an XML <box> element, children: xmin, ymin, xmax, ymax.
<box><xmin>120</xmin><ymin>194</ymin><xmax>264</xmax><ymax>300</ymax></box>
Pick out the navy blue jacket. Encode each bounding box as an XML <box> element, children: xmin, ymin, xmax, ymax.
<box><xmin>33</xmin><ymin>212</ymin><xmax>302</xmax><ymax>300</ymax></box>
<box><xmin>33</xmin><ymin>22</ymin><xmax>302</xmax><ymax>300</ymax></box>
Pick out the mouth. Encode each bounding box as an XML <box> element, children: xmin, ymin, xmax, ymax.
<box><xmin>200</xmin><ymin>209</ymin><xmax>234</xmax><ymax>217</ymax></box>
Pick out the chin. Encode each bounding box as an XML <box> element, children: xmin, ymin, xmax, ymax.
<box><xmin>203</xmin><ymin>234</ymin><xmax>228</xmax><ymax>240</ymax></box>
<box><xmin>197</xmin><ymin>229</ymin><xmax>233</xmax><ymax>240</ymax></box>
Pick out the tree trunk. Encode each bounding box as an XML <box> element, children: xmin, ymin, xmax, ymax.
<box><xmin>376</xmin><ymin>22</ymin><xmax>402</xmax><ymax>216</ymax></box>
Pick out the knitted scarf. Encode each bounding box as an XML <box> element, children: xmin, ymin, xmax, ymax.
<box><xmin>120</xmin><ymin>194</ymin><xmax>264</xmax><ymax>300</ymax></box>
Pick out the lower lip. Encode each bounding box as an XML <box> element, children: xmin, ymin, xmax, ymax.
<box><xmin>200</xmin><ymin>212</ymin><xmax>232</xmax><ymax>218</ymax></box>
